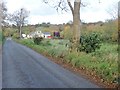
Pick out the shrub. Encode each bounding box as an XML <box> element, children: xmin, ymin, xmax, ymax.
<box><xmin>33</xmin><ymin>37</ymin><xmax>43</xmax><ymax>45</ymax></box>
<box><xmin>79</xmin><ymin>33</ymin><xmax>101</xmax><ymax>53</ymax></box>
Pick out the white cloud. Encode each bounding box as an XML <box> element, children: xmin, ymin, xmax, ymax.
<box><xmin>29</xmin><ymin>13</ymin><xmax>72</xmax><ymax>24</ymax></box>
<box><xmin>81</xmin><ymin>11</ymin><xmax>111</xmax><ymax>22</ymax></box>
<box><xmin>5</xmin><ymin>0</ymin><xmax>119</xmax><ymax>24</ymax></box>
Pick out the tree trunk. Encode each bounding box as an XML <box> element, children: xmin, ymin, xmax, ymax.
<box><xmin>72</xmin><ymin>1</ymin><xmax>80</xmax><ymax>51</ymax></box>
<box><xmin>67</xmin><ymin>0</ymin><xmax>81</xmax><ymax>51</ymax></box>
<box><xmin>19</xmin><ymin>8</ymin><xmax>23</xmax><ymax>39</ymax></box>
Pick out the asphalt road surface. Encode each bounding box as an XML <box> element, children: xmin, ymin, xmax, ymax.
<box><xmin>3</xmin><ymin>39</ymin><xmax>100</xmax><ymax>88</ymax></box>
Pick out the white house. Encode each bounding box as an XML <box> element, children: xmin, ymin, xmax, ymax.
<box><xmin>22</xmin><ymin>34</ymin><xmax>26</xmax><ymax>38</ymax></box>
<box><xmin>43</xmin><ymin>32</ymin><xmax>51</xmax><ymax>39</ymax></box>
<box><xmin>27</xmin><ymin>31</ymin><xmax>51</xmax><ymax>39</ymax></box>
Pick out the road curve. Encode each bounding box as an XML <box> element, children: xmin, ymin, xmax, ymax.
<box><xmin>3</xmin><ymin>40</ymin><xmax>99</xmax><ymax>88</ymax></box>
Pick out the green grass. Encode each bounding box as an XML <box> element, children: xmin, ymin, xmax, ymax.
<box><xmin>0</xmin><ymin>31</ymin><xmax>4</xmax><ymax>44</ymax></box>
<box><xmin>0</xmin><ymin>31</ymin><xmax>2</xmax><ymax>44</ymax></box>
<box><xmin>90</xmin><ymin>43</ymin><xmax>118</xmax><ymax>62</ymax></box>
<box><xmin>64</xmin><ymin>43</ymin><xmax>118</xmax><ymax>83</ymax></box>
<box><xmin>16</xmin><ymin>39</ymin><xmax>118</xmax><ymax>84</ymax></box>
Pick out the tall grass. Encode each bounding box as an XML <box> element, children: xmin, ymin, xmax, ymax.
<box><xmin>0</xmin><ymin>31</ymin><xmax>2</xmax><ymax>44</ymax></box>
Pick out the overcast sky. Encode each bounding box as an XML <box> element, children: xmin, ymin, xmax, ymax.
<box><xmin>5</xmin><ymin>0</ymin><xmax>119</xmax><ymax>24</ymax></box>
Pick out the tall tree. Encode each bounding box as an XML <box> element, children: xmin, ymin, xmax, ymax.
<box><xmin>0</xmin><ymin>1</ymin><xmax>8</xmax><ymax>29</ymax></box>
<box><xmin>0</xmin><ymin>1</ymin><xmax>2</xmax><ymax>30</ymax></box>
<box><xmin>43</xmin><ymin>0</ymin><xmax>81</xmax><ymax>50</ymax></box>
<box><xmin>10</xmin><ymin>8</ymin><xmax>29</xmax><ymax>38</ymax></box>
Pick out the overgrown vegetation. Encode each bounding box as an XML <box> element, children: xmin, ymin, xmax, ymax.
<box><xmin>79</xmin><ymin>33</ymin><xmax>101</xmax><ymax>53</ymax></box>
<box><xmin>33</xmin><ymin>37</ymin><xmax>43</xmax><ymax>45</ymax></box>
<box><xmin>0</xmin><ymin>30</ymin><xmax>5</xmax><ymax>44</ymax></box>
<box><xmin>81</xmin><ymin>19</ymin><xmax>118</xmax><ymax>43</ymax></box>
<box><xmin>0</xmin><ymin>31</ymin><xmax>2</xmax><ymax>44</ymax></box>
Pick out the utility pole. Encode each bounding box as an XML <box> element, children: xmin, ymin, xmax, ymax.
<box><xmin>19</xmin><ymin>8</ymin><xmax>23</xmax><ymax>39</ymax></box>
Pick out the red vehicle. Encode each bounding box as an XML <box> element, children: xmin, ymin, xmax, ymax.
<box><xmin>47</xmin><ymin>36</ymin><xmax>52</xmax><ymax>39</ymax></box>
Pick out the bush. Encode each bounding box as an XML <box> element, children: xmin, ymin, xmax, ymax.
<box><xmin>79</xmin><ymin>33</ymin><xmax>101</xmax><ymax>53</ymax></box>
<box><xmin>33</xmin><ymin>37</ymin><xmax>43</xmax><ymax>45</ymax></box>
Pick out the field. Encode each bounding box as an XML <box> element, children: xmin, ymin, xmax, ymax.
<box><xmin>16</xmin><ymin>38</ymin><xmax>118</xmax><ymax>87</ymax></box>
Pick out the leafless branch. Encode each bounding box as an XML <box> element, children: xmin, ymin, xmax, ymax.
<box><xmin>67</xmin><ymin>0</ymin><xmax>74</xmax><ymax>14</ymax></box>
<box><xmin>43</xmin><ymin>0</ymin><xmax>69</xmax><ymax>13</ymax></box>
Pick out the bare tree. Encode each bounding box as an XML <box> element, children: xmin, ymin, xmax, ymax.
<box><xmin>43</xmin><ymin>0</ymin><xmax>82</xmax><ymax>50</ymax></box>
<box><xmin>43</xmin><ymin>0</ymin><xmax>102</xmax><ymax>51</ymax></box>
<box><xmin>0</xmin><ymin>1</ymin><xmax>2</xmax><ymax>30</ymax></box>
<box><xmin>10</xmin><ymin>8</ymin><xmax>29</xmax><ymax>38</ymax></box>
<box><xmin>0</xmin><ymin>1</ymin><xmax>8</xmax><ymax>29</ymax></box>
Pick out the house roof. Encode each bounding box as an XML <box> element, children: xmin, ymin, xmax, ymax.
<box><xmin>43</xmin><ymin>32</ymin><xmax>51</xmax><ymax>35</ymax></box>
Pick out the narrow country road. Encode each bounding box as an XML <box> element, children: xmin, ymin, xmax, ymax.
<box><xmin>3</xmin><ymin>39</ymin><xmax>100</xmax><ymax>88</ymax></box>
